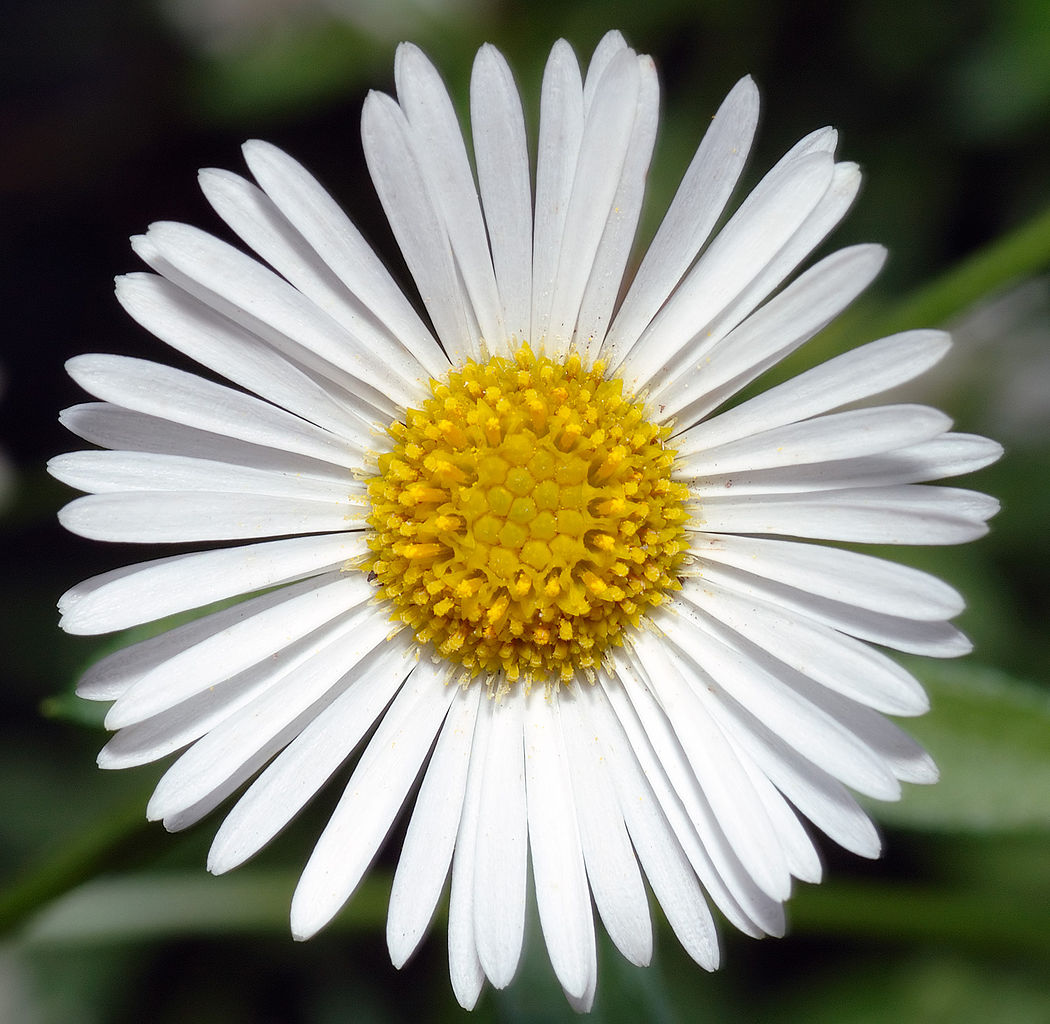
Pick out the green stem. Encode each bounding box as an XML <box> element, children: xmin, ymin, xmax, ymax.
<box><xmin>0</xmin><ymin>792</ymin><xmax>156</xmax><ymax>937</ymax></box>
<box><xmin>872</xmin><ymin>200</ymin><xmax>1050</xmax><ymax>336</ymax></box>
<box><xmin>790</xmin><ymin>880</ymin><xmax>1050</xmax><ymax>958</ymax></box>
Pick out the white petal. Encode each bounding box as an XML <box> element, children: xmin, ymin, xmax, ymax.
<box><xmin>59</xmin><ymin>490</ymin><xmax>362</xmax><ymax>543</ymax></box>
<box><xmin>602</xmin><ymin>665</ymin><xmax>784</xmax><ymax>937</ymax></box>
<box><xmin>203</xmin><ymin>170</ymin><xmax>437</xmax><ymax>388</ymax></box>
<box><xmin>289</xmin><ymin>660</ymin><xmax>457</xmax><ymax>940</ymax></box>
<box><xmin>470</xmin><ymin>45</ymin><xmax>533</xmax><ymax>348</ymax></box>
<box><xmin>575</xmin><ymin>53</ymin><xmax>660</xmax><ymax>360</ymax></box>
<box><xmin>209</xmin><ymin>639</ymin><xmax>416</xmax><ymax>874</ymax></box>
<box><xmin>136</xmin><ymin>222</ymin><xmax>409</xmax><ymax>417</ymax></box>
<box><xmin>161</xmin><ymin>643</ymin><xmax>408</xmax><ymax>835</ymax></box>
<box><xmin>147</xmin><ymin>612</ymin><xmax>392</xmax><ymax>825</ymax></box>
<box><xmin>66</xmin><ymin>354</ymin><xmax>361</xmax><ymax>469</ymax></box>
<box><xmin>675</xmin><ymin>330</ymin><xmax>952</xmax><ymax>454</ymax></box>
<box><xmin>651</xmin><ymin>138</ymin><xmax>857</xmax><ymax>384</ymax></box>
<box><xmin>238</xmin><ymin>140</ymin><xmax>449</xmax><ymax>379</ymax></box>
<box><xmin>682</xmin><ymin>560</ymin><xmax>971</xmax><ymax>657</ymax></box>
<box><xmin>787</xmin><ymin>676</ymin><xmax>938</xmax><ymax>786</ymax></box>
<box><xmin>676</xmin><ymin>405</ymin><xmax>951</xmax><ymax>478</ymax></box>
<box><xmin>684</xmin><ymin>434</ymin><xmax>1003</xmax><ymax>495</ymax></box>
<box><xmin>50</xmin><ymin>449</ymin><xmax>360</xmax><ymax>502</ymax></box>
<box><xmin>680</xmin><ymin>160</ymin><xmax>864</xmax><ymax>375</ymax></box>
<box><xmin>669</xmin><ymin>651</ymin><xmax>828</xmax><ymax>885</ymax></box>
<box><xmin>524</xmin><ymin>688</ymin><xmax>596</xmax><ymax>1005</ymax></box>
<box><xmin>472</xmin><ymin>691</ymin><xmax>528</xmax><ymax>988</ymax></box>
<box><xmin>531</xmin><ymin>40</ymin><xmax>584</xmax><ymax>349</ymax></box>
<box><xmin>656</xmin><ymin>243</ymin><xmax>886</xmax><ymax>427</ymax></box>
<box><xmin>447</xmin><ymin>694</ymin><xmax>490</xmax><ymax>1011</ymax></box>
<box><xmin>582</xmin><ymin>30</ymin><xmax>628</xmax><ymax>110</ymax></box>
<box><xmin>105</xmin><ymin>573</ymin><xmax>371</xmax><ymax>728</ymax></box>
<box><xmin>58</xmin><ymin>402</ymin><xmax>368</xmax><ymax>477</ymax></box>
<box><xmin>387</xmin><ymin>685</ymin><xmax>482</xmax><ymax>968</ymax></box>
<box><xmin>76</xmin><ymin>580</ymin><xmax>332</xmax><ymax>701</ymax></box>
<box><xmin>583</xmin><ymin>677</ymin><xmax>728</xmax><ymax>959</ymax></box>
<box><xmin>58</xmin><ymin>532</ymin><xmax>363</xmax><ymax>635</ymax></box>
<box><xmin>198</xmin><ymin>167</ymin><xmax>435</xmax><ymax>394</ymax></box>
<box><xmin>730</xmin><ymin>749</ymin><xmax>823</xmax><ymax>884</ymax></box>
<box><xmin>115</xmin><ymin>272</ymin><xmax>380</xmax><ymax>443</ymax></box>
<box><xmin>786</xmin><ymin>125</ymin><xmax>840</xmax><ymax>157</ymax></box>
<box><xmin>98</xmin><ymin>631</ymin><xmax>328</xmax><ymax>769</ymax></box>
<box><xmin>703</xmin><ymin>689</ymin><xmax>882</xmax><ymax>858</ymax></box>
<box><xmin>619</xmin><ymin>150</ymin><xmax>835</xmax><ymax>392</ymax></box>
<box><xmin>690</xmin><ymin>532</ymin><xmax>964</xmax><ymax>622</ymax></box>
<box><xmin>132</xmin><ymin>239</ymin><xmax>395</xmax><ymax>429</ymax></box>
<box><xmin>361</xmin><ymin>90</ymin><xmax>480</xmax><ymax>364</ymax></box>
<box><xmin>658</xmin><ymin>601</ymin><xmax>902</xmax><ymax>799</ymax></box>
<box><xmin>603</xmin><ymin>76</ymin><xmax>760</xmax><ymax>364</ymax></box>
<box><xmin>560</xmin><ymin>682</ymin><xmax>652</xmax><ymax>967</ymax></box>
<box><xmin>679</xmin><ymin>575</ymin><xmax>930</xmax><ymax>715</ymax></box>
<box><xmin>396</xmin><ymin>43</ymin><xmax>504</xmax><ymax>352</ymax></box>
<box><xmin>632</xmin><ymin>633</ymin><xmax>792</xmax><ymax>901</ymax></box>
<box><xmin>546</xmin><ymin>48</ymin><xmax>639</xmax><ymax>350</ymax></box>
<box><xmin>690</xmin><ymin>484</ymin><xmax>998</xmax><ymax>545</ymax></box>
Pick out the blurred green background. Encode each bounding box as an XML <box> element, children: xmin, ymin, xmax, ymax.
<box><xmin>2</xmin><ymin>0</ymin><xmax>1049</xmax><ymax>1021</ymax></box>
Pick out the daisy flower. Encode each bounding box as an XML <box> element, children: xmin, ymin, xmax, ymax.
<box><xmin>51</xmin><ymin>30</ymin><xmax>1001</xmax><ymax>1012</ymax></box>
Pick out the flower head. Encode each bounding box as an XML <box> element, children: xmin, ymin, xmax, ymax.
<box><xmin>52</xmin><ymin>30</ymin><xmax>1001</xmax><ymax>1011</ymax></box>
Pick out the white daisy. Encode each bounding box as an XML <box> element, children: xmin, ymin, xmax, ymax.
<box><xmin>51</xmin><ymin>30</ymin><xmax>1001</xmax><ymax>1012</ymax></box>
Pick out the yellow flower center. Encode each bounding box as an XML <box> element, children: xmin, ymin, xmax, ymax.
<box><xmin>364</xmin><ymin>345</ymin><xmax>688</xmax><ymax>689</ymax></box>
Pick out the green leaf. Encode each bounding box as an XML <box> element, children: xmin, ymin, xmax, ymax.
<box><xmin>870</xmin><ymin>662</ymin><xmax>1050</xmax><ymax>832</ymax></box>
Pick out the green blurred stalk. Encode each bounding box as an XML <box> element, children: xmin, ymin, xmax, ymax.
<box><xmin>791</xmin><ymin>880</ymin><xmax>1050</xmax><ymax>958</ymax></box>
<box><xmin>873</xmin><ymin>200</ymin><xmax>1050</xmax><ymax>335</ymax></box>
<box><xmin>0</xmin><ymin>792</ymin><xmax>155</xmax><ymax>937</ymax></box>
<box><xmin>807</xmin><ymin>199</ymin><xmax>1050</xmax><ymax>367</ymax></box>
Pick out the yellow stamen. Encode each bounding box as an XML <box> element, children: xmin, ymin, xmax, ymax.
<box><xmin>363</xmin><ymin>344</ymin><xmax>688</xmax><ymax>687</ymax></box>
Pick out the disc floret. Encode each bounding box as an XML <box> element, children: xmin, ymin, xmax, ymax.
<box><xmin>364</xmin><ymin>345</ymin><xmax>688</xmax><ymax>687</ymax></box>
